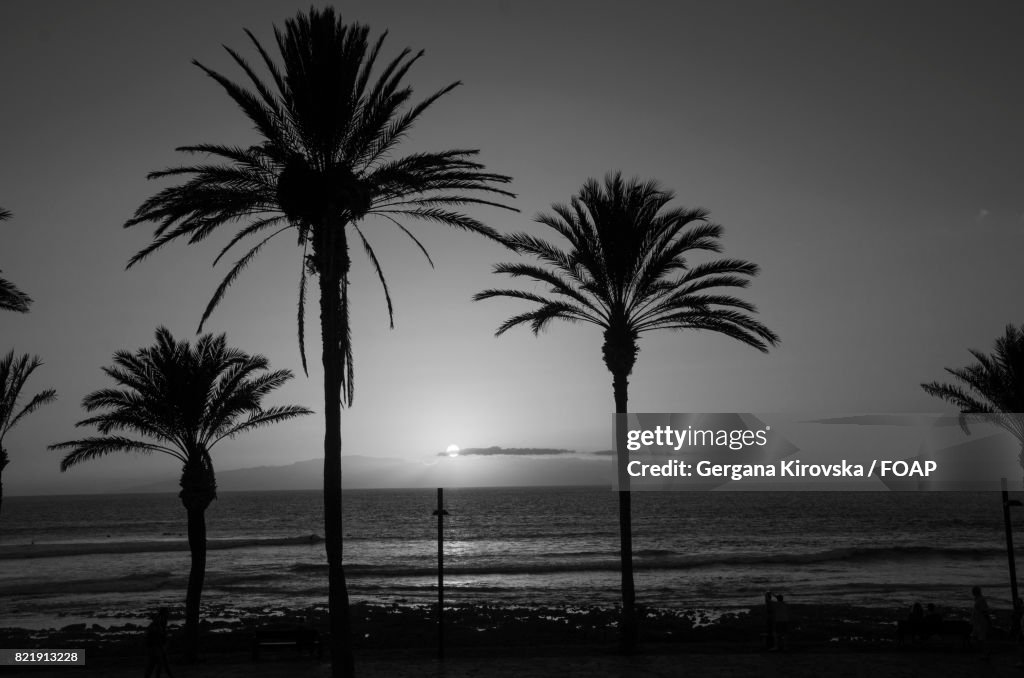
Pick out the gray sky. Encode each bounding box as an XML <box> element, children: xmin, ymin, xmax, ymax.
<box><xmin>2</xmin><ymin>0</ymin><xmax>1022</xmax><ymax>494</ymax></box>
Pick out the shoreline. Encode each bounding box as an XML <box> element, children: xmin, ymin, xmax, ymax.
<box><xmin>0</xmin><ymin>600</ymin><xmax>988</xmax><ymax>655</ymax></box>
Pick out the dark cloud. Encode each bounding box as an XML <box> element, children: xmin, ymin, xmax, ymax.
<box><xmin>438</xmin><ymin>446</ymin><xmax>576</xmax><ymax>457</ymax></box>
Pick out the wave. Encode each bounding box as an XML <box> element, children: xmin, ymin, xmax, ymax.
<box><xmin>2</xmin><ymin>535</ymin><xmax>1000</xmax><ymax>573</ymax></box>
<box><xmin>0</xmin><ymin>571</ymin><xmax>183</xmax><ymax>596</ymax></box>
<box><xmin>742</xmin><ymin>545</ymin><xmax>1002</xmax><ymax>567</ymax></box>
<box><xmin>0</xmin><ymin>534</ymin><xmax>323</xmax><ymax>560</ymax></box>
<box><xmin>284</xmin><ymin>545</ymin><xmax>1002</xmax><ymax>579</ymax></box>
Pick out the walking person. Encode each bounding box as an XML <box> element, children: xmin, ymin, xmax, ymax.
<box><xmin>771</xmin><ymin>594</ymin><xmax>790</xmax><ymax>651</ymax></box>
<box><xmin>971</xmin><ymin>586</ymin><xmax>990</xmax><ymax>658</ymax></box>
<box><xmin>144</xmin><ymin>607</ymin><xmax>174</xmax><ymax>678</ymax></box>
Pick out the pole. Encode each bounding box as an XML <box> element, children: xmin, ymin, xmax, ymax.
<box><xmin>1003</xmin><ymin>477</ymin><xmax>1020</xmax><ymax>637</ymax></box>
<box><xmin>437</xmin><ymin>487</ymin><xmax>444</xmax><ymax>662</ymax></box>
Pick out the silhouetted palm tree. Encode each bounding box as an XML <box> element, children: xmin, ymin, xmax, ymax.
<box><xmin>51</xmin><ymin>327</ymin><xmax>311</xmax><ymax>661</ymax></box>
<box><xmin>922</xmin><ymin>324</ymin><xmax>1024</xmax><ymax>472</ymax></box>
<box><xmin>0</xmin><ymin>351</ymin><xmax>56</xmax><ymax>515</ymax></box>
<box><xmin>0</xmin><ymin>208</ymin><xmax>33</xmax><ymax>313</ymax></box>
<box><xmin>476</xmin><ymin>173</ymin><xmax>779</xmax><ymax>650</ymax></box>
<box><xmin>122</xmin><ymin>9</ymin><xmax>514</xmax><ymax>673</ymax></box>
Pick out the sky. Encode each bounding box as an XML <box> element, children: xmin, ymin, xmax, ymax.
<box><xmin>1</xmin><ymin>0</ymin><xmax>1023</xmax><ymax>495</ymax></box>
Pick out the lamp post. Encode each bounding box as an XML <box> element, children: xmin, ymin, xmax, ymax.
<box><xmin>433</xmin><ymin>488</ymin><xmax>450</xmax><ymax>661</ymax></box>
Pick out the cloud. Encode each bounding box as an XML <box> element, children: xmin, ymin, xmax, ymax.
<box><xmin>438</xmin><ymin>446</ymin><xmax>577</xmax><ymax>457</ymax></box>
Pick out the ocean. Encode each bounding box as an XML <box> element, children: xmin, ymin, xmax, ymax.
<box><xmin>0</xmin><ymin>487</ymin><xmax>1018</xmax><ymax>629</ymax></box>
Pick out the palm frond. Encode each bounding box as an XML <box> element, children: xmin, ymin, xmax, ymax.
<box><xmin>297</xmin><ymin>247</ymin><xmax>310</xmax><ymax>375</ymax></box>
<box><xmin>637</xmin><ymin>309</ymin><xmax>779</xmax><ymax>352</ymax></box>
<box><xmin>0</xmin><ymin>208</ymin><xmax>33</xmax><ymax>313</ymax></box>
<box><xmin>51</xmin><ymin>436</ymin><xmax>186</xmax><ymax>470</ymax></box>
<box><xmin>0</xmin><ymin>351</ymin><xmax>56</xmax><ymax>441</ymax></box>
<box><xmin>490</xmin><ymin>301</ymin><xmax>597</xmax><ymax>336</ymax></box>
<box><xmin>198</xmin><ymin>227</ymin><xmax>289</xmax><ymax>332</ymax></box>
<box><xmin>213</xmin><ymin>404</ymin><xmax>315</xmax><ymax>444</ymax></box>
<box><xmin>374</xmin><ymin>213</ymin><xmax>434</xmax><ymax>268</ymax></box>
<box><xmin>922</xmin><ymin>324</ymin><xmax>1024</xmax><ymax>441</ymax></box>
<box><xmin>0</xmin><ymin>276</ymin><xmax>32</xmax><ymax>313</ymax></box>
<box><xmin>7</xmin><ymin>388</ymin><xmax>57</xmax><ymax>432</ymax></box>
<box><xmin>352</xmin><ymin>223</ymin><xmax>394</xmax><ymax>328</ymax></box>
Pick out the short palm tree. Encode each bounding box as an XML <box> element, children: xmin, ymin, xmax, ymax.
<box><xmin>475</xmin><ymin>173</ymin><xmax>779</xmax><ymax>650</ymax></box>
<box><xmin>922</xmin><ymin>324</ymin><xmax>1024</xmax><ymax>472</ymax></box>
<box><xmin>50</xmin><ymin>327</ymin><xmax>311</xmax><ymax>661</ymax></box>
<box><xmin>0</xmin><ymin>207</ymin><xmax>33</xmax><ymax>312</ymax></box>
<box><xmin>0</xmin><ymin>351</ymin><xmax>57</xmax><ymax>515</ymax></box>
<box><xmin>123</xmin><ymin>9</ymin><xmax>514</xmax><ymax>673</ymax></box>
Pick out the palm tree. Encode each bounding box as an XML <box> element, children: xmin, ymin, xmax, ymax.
<box><xmin>921</xmin><ymin>323</ymin><xmax>1024</xmax><ymax>472</ymax></box>
<box><xmin>50</xmin><ymin>327</ymin><xmax>311</xmax><ymax>661</ymax></box>
<box><xmin>0</xmin><ymin>351</ymin><xmax>57</xmax><ymax>515</ymax></box>
<box><xmin>0</xmin><ymin>207</ymin><xmax>33</xmax><ymax>312</ymax></box>
<box><xmin>475</xmin><ymin>172</ymin><xmax>779</xmax><ymax>650</ymax></box>
<box><xmin>122</xmin><ymin>8</ymin><xmax>514</xmax><ymax>674</ymax></box>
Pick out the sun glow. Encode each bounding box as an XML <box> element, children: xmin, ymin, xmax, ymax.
<box><xmin>445</xmin><ymin>444</ymin><xmax>460</xmax><ymax>457</ymax></box>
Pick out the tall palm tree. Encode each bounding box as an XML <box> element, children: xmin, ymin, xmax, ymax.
<box><xmin>0</xmin><ymin>207</ymin><xmax>33</xmax><ymax>313</ymax></box>
<box><xmin>122</xmin><ymin>8</ymin><xmax>514</xmax><ymax>674</ymax></box>
<box><xmin>475</xmin><ymin>172</ymin><xmax>779</xmax><ymax>650</ymax></box>
<box><xmin>0</xmin><ymin>351</ymin><xmax>57</xmax><ymax>515</ymax></box>
<box><xmin>50</xmin><ymin>327</ymin><xmax>311</xmax><ymax>661</ymax></box>
<box><xmin>921</xmin><ymin>323</ymin><xmax>1024</xmax><ymax>472</ymax></box>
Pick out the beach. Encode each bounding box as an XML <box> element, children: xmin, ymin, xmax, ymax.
<box><xmin>5</xmin><ymin>600</ymin><xmax>1021</xmax><ymax>677</ymax></box>
<box><xmin>8</xmin><ymin>621</ymin><xmax>1024</xmax><ymax>677</ymax></box>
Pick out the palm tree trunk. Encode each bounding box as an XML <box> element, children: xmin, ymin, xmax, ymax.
<box><xmin>603</xmin><ymin>328</ymin><xmax>639</xmax><ymax>653</ymax></box>
<box><xmin>179</xmin><ymin>460</ymin><xmax>216</xmax><ymax>662</ymax></box>
<box><xmin>613</xmin><ymin>368</ymin><xmax>638</xmax><ymax>652</ymax></box>
<box><xmin>316</xmin><ymin>224</ymin><xmax>355</xmax><ymax>678</ymax></box>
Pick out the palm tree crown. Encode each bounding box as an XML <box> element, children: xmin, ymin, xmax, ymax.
<box><xmin>52</xmin><ymin>327</ymin><xmax>311</xmax><ymax>469</ymax></box>
<box><xmin>0</xmin><ymin>351</ymin><xmax>57</xmax><ymax>515</ymax></box>
<box><xmin>477</xmin><ymin>172</ymin><xmax>779</xmax><ymax>373</ymax></box>
<box><xmin>922</xmin><ymin>323</ymin><xmax>1024</xmax><ymax>444</ymax></box>
<box><xmin>0</xmin><ymin>207</ymin><xmax>33</xmax><ymax>313</ymax></box>
<box><xmin>124</xmin><ymin>7</ymin><xmax>516</xmax><ymax>401</ymax></box>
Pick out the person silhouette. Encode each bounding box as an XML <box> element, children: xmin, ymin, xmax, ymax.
<box><xmin>971</xmin><ymin>586</ymin><xmax>990</xmax><ymax>657</ymax></box>
<box><xmin>771</xmin><ymin>594</ymin><xmax>790</xmax><ymax>651</ymax></box>
<box><xmin>144</xmin><ymin>608</ymin><xmax>174</xmax><ymax>678</ymax></box>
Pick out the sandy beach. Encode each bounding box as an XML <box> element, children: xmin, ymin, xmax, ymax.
<box><xmin>5</xmin><ymin>601</ymin><xmax>1022</xmax><ymax>677</ymax></box>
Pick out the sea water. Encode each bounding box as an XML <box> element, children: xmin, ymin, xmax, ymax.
<box><xmin>0</xmin><ymin>487</ymin><xmax>1017</xmax><ymax>628</ymax></box>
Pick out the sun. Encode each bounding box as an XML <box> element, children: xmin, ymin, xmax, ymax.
<box><xmin>445</xmin><ymin>444</ymin><xmax>460</xmax><ymax>457</ymax></box>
